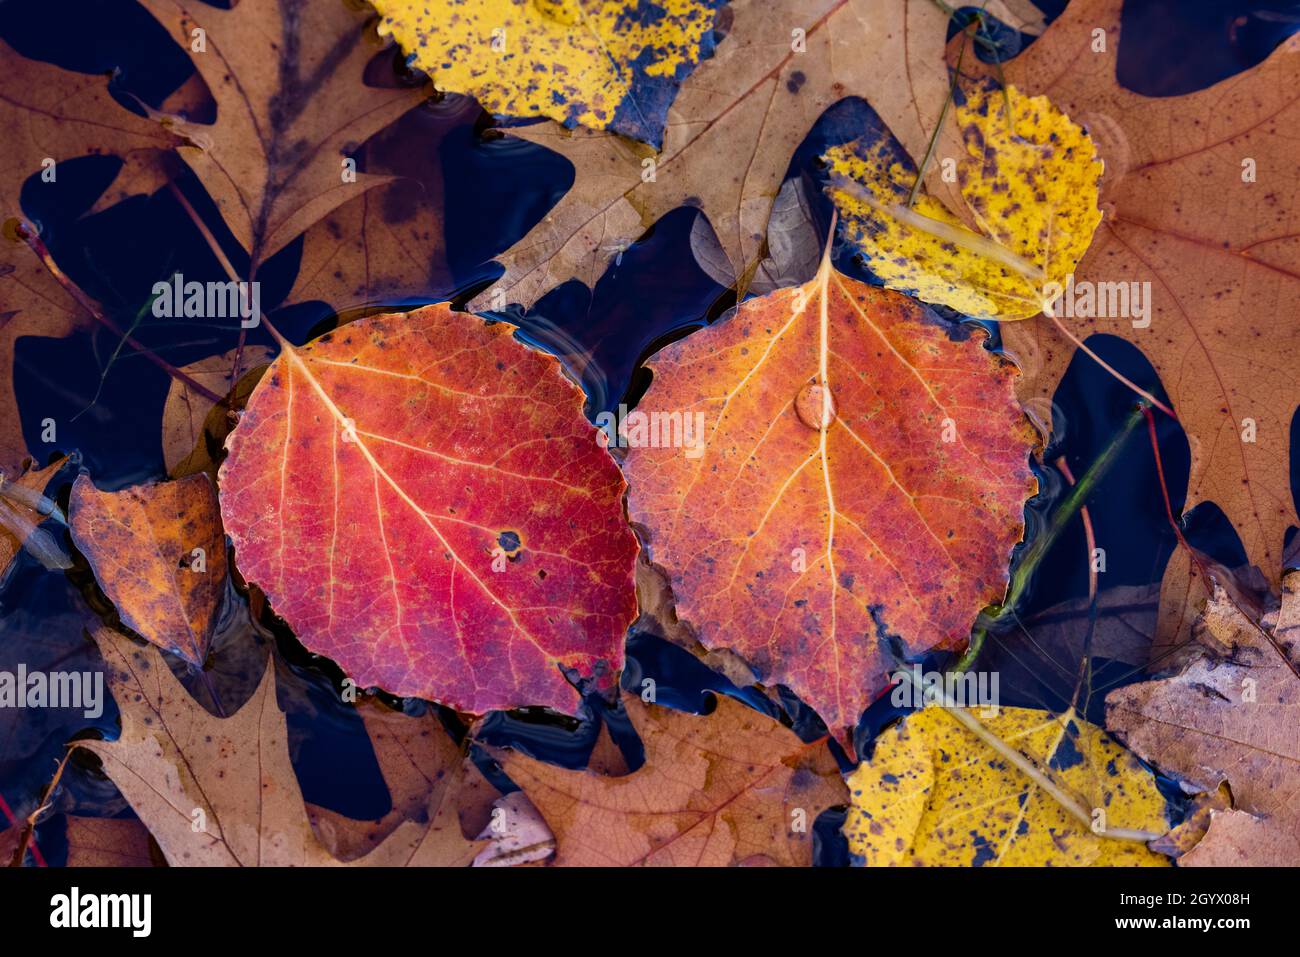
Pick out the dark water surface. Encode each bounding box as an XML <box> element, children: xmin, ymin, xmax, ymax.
<box><xmin>2</xmin><ymin>0</ymin><xmax>1297</xmax><ymax>865</ymax></box>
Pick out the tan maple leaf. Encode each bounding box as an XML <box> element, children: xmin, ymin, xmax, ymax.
<box><xmin>138</xmin><ymin>0</ymin><xmax>428</xmax><ymax>265</ymax></box>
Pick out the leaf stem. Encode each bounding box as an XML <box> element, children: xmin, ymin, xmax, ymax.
<box><xmin>956</xmin><ymin>401</ymin><xmax>1148</xmax><ymax>673</ymax></box>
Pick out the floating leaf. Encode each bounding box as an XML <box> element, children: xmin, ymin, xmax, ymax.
<box><xmin>219</xmin><ymin>305</ymin><xmax>638</xmax><ymax>716</ymax></box>
<box><xmin>64</xmin><ymin>817</ymin><xmax>159</xmax><ymax>868</ymax></box>
<box><xmin>70</xmin><ymin>473</ymin><xmax>227</xmax><ymax>666</ymax></box>
<box><xmin>497</xmin><ymin>694</ymin><xmax>844</xmax><ymax>866</ymax></box>
<box><xmin>1179</xmin><ymin>809</ymin><xmax>1300</xmax><ymax>867</ymax></box>
<box><xmin>624</xmin><ymin>253</ymin><xmax>1037</xmax><ymax>745</ymax></box>
<box><xmin>844</xmin><ymin>705</ymin><xmax>1170</xmax><ymax>866</ymax></box>
<box><xmin>825</xmin><ymin>82</ymin><xmax>1103</xmax><ymax>320</ymax></box>
<box><xmin>373</xmin><ymin>0</ymin><xmax>725</xmax><ymax>148</ymax></box>
<box><xmin>308</xmin><ymin>697</ymin><xmax>499</xmax><ymax>861</ymax></box>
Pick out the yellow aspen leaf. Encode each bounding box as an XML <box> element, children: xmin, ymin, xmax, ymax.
<box><xmin>844</xmin><ymin>705</ymin><xmax>1170</xmax><ymax>866</ymax></box>
<box><xmin>373</xmin><ymin>0</ymin><xmax>725</xmax><ymax>148</ymax></box>
<box><xmin>825</xmin><ymin>83</ymin><xmax>1103</xmax><ymax>320</ymax></box>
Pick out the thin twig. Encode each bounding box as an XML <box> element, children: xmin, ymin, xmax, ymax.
<box><xmin>15</xmin><ymin>220</ymin><xmax>225</xmax><ymax>406</ymax></box>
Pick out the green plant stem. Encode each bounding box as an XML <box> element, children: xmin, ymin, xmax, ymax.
<box><xmin>954</xmin><ymin>401</ymin><xmax>1149</xmax><ymax>673</ymax></box>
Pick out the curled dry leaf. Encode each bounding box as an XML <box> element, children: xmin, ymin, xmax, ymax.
<box><xmin>1106</xmin><ymin>574</ymin><xmax>1300</xmax><ymax>866</ymax></box>
<box><xmin>70</xmin><ymin>473</ymin><xmax>227</xmax><ymax>666</ymax></box>
<box><xmin>374</xmin><ymin>0</ymin><xmax>725</xmax><ymax>148</ymax></box>
<box><xmin>219</xmin><ymin>305</ymin><xmax>639</xmax><ymax>716</ymax></box>
<box><xmin>1148</xmin><ymin>781</ymin><xmax>1231</xmax><ymax>861</ymax></box>
<box><xmin>0</xmin><ymin>456</ymin><xmax>71</xmax><ymax>579</ymax></box>
<box><xmin>971</xmin><ymin>0</ymin><xmax>1300</xmax><ymax>622</ymax></box>
<box><xmin>689</xmin><ymin>177</ymin><xmax>825</xmax><ymax>295</ymax></box>
<box><xmin>1179</xmin><ymin>808</ymin><xmax>1300</xmax><ymax>867</ymax></box>
<box><xmin>496</xmin><ymin>694</ymin><xmax>845</xmax><ymax>866</ymax></box>
<box><xmin>472</xmin><ymin>791</ymin><xmax>556</xmax><ymax>868</ymax></box>
<box><xmin>826</xmin><ymin>82</ymin><xmax>1103</xmax><ymax>321</ymax></box>
<box><xmin>624</xmin><ymin>251</ymin><xmax>1037</xmax><ymax>745</ymax></box>
<box><xmin>138</xmin><ymin>0</ymin><xmax>427</xmax><ymax>262</ymax></box>
<box><xmin>844</xmin><ymin>705</ymin><xmax>1171</xmax><ymax>866</ymax></box>
<box><xmin>469</xmin><ymin>0</ymin><xmax>972</xmax><ymax>310</ymax></box>
<box><xmin>80</xmin><ymin>626</ymin><xmax>488</xmax><ymax>867</ymax></box>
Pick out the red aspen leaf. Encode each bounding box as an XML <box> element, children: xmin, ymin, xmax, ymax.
<box><xmin>624</xmin><ymin>252</ymin><xmax>1037</xmax><ymax>746</ymax></box>
<box><xmin>80</xmin><ymin>625</ymin><xmax>490</xmax><ymax>867</ymax></box>
<box><xmin>137</xmin><ymin>0</ymin><xmax>426</xmax><ymax>262</ymax></box>
<box><xmin>495</xmin><ymin>694</ymin><xmax>845</xmax><ymax>866</ymax></box>
<box><xmin>70</xmin><ymin>473</ymin><xmax>227</xmax><ymax>667</ymax></box>
<box><xmin>218</xmin><ymin>304</ymin><xmax>639</xmax><ymax>716</ymax></box>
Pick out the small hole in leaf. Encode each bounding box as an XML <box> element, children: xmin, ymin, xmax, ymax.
<box><xmin>498</xmin><ymin>530</ymin><xmax>522</xmax><ymax>553</ymax></box>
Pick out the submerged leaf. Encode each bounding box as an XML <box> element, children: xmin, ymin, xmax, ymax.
<box><xmin>219</xmin><ymin>305</ymin><xmax>638</xmax><ymax>716</ymax></box>
<box><xmin>844</xmin><ymin>705</ymin><xmax>1170</xmax><ymax>866</ymax></box>
<box><xmin>0</xmin><ymin>457</ymin><xmax>71</xmax><ymax>578</ymax></box>
<box><xmin>0</xmin><ymin>38</ymin><xmax>180</xmax><ymax>471</ymax></box>
<box><xmin>469</xmin><ymin>0</ymin><xmax>972</xmax><ymax>310</ymax></box>
<box><xmin>827</xmin><ymin>82</ymin><xmax>1102</xmax><ymax>320</ymax></box>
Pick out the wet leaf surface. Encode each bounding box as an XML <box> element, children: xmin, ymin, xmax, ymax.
<box><xmin>625</xmin><ymin>250</ymin><xmax>1037</xmax><ymax>745</ymax></box>
<box><xmin>845</xmin><ymin>704</ymin><xmax>1171</xmax><ymax>866</ymax></box>
<box><xmin>219</xmin><ymin>305</ymin><xmax>639</xmax><ymax>715</ymax></box>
